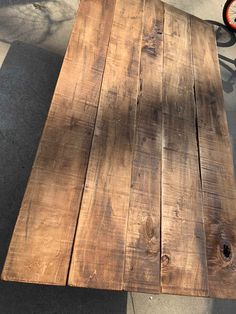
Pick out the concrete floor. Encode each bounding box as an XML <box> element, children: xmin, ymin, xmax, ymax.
<box><xmin>0</xmin><ymin>0</ymin><xmax>236</xmax><ymax>313</ymax></box>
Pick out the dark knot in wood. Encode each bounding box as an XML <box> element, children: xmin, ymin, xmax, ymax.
<box><xmin>161</xmin><ymin>254</ymin><xmax>170</xmax><ymax>266</ymax></box>
<box><xmin>220</xmin><ymin>241</ymin><xmax>233</xmax><ymax>262</ymax></box>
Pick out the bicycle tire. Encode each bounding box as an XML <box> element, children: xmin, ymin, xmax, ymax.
<box><xmin>223</xmin><ymin>0</ymin><xmax>236</xmax><ymax>32</ymax></box>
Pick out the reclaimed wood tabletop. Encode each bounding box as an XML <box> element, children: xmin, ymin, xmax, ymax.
<box><xmin>2</xmin><ymin>0</ymin><xmax>236</xmax><ymax>299</ymax></box>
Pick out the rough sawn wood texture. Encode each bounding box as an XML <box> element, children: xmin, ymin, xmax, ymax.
<box><xmin>2</xmin><ymin>0</ymin><xmax>236</xmax><ymax>299</ymax></box>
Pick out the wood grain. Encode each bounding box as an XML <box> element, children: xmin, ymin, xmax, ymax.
<box><xmin>2</xmin><ymin>1</ymin><xmax>236</xmax><ymax>298</ymax></box>
<box><xmin>123</xmin><ymin>0</ymin><xmax>163</xmax><ymax>293</ymax></box>
<box><xmin>68</xmin><ymin>0</ymin><xmax>145</xmax><ymax>290</ymax></box>
<box><xmin>191</xmin><ymin>17</ymin><xmax>236</xmax><ymax>299</ymax></box>
<box><xmin>1</xmin><ymin>0</ymin><xmax>116</xmax><ymax>285</ymax></box>
<box><xmin>161</xmin><ymin>4</ymin><xmax>208</xmax><ymax>296</ymax></box>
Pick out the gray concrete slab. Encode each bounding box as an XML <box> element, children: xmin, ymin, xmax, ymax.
<box><xmin>0</xmin><ymin>0</ymin><xmax>79</xmax><ymax>56</ymax></box>
<box><xmin>132</xmin><ymin>293</ymin><xmax>213</xmax><ymax>314</ymax></box>
<box><xmin>0</xmin><ymin>0</ymin><xmax>236</xmax><ymax>313</ymax></box>
<box><xmin>131</xmin><ymin>293</ymin><xmax>236</xmax><ymax>314</ymax></box>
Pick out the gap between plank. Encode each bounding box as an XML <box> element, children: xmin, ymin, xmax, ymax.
<box><xmin>190</xmin><ymin>16</ymin><xmax>209</xmax><ymax>295</ymax></box>
<box><xmin>65</xmin><ymin>0</ymin><xmax>118</xmax><ymax>286</ymax></box>
<box><xmin>193</xmin><ymin>81</ymin><xmax>202</xmax><ymax>190</ymax></box>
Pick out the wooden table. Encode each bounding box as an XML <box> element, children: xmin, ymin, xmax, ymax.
<box><xmin>2</xmin><ymin>0</ymin><xmax>236</xmax><ymax>299</ymax></box>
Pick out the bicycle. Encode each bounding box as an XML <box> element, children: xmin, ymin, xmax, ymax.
<box><xmin>223</xmin><ymin>0</ymin><xmax>236</xmax><ymax>32</ymax></box>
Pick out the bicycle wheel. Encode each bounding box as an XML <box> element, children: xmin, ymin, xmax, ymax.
<box><xmin>223</xmin><ymin>0</ymin><xmax>236</xmax><ymax>32</ymax></box>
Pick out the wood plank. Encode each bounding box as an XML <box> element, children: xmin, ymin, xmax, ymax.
<box><xmin>161</xmin><ymin>4</ymin><xmax>208</xmax><ymax>296</ymax></box>
<box><xmin>1</xmin><ymin>0</ymin><xmax>116</xmax><ymax>285</ymax></box>
<box><xmin>191</xmin><ymin>17</ymin><xmax>236</xmax><ymax>299</ymax></box>
<box><xmin>68</xmin><ymin>0</ymin><xmax>145</xmax><ymax>290</ymax></box>
<box><xmin>123</xmin><ymin>0</ymin><xmax>163</xmax><ymax>293</ymax></box>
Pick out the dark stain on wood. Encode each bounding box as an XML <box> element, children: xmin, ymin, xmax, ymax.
<box><xmin>142</xmin><ymin>19</ymin><xmax>163</xmax><ymax>57</ymax></box>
